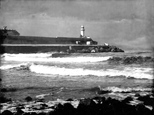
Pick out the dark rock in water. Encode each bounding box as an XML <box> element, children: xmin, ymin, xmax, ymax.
<box><xmin>51</xmin><ymin>103</ymin><xmax>74</xmax><ymax>115</ymax></box>
<box><xmin>38</xmin><ymin>112</ymin><xmax>46</xmax><ymax>115</ymax></box>
<box><xmin>22</xmin><ymin>113</ymin><xmax>31</xmax><ymax>115</ymax></box>
<box><xmin>92</xmin><ymin>96</ymin><xmax>106</xmax><ymax>103</ymax></box>
<box><xmin>78</xmin><ymin>98</ymin><xmax>96</xmax><ymax>107</ymax></box>
<box><xmin>0</xmin><ymin>95</ymin><xmax>11</xmax><ymax>103</ymax></box>
<box><xmin>39</xmin><ymin>112</ymin><xmax>47</xmax><ymax>115</ymax></box>
<box><xmin>62</xmin><ymin>103</ymin><xmax>76</xmax><ymax>115</ymax></box>
<box><xmin>122</xmin><ymin>96</ymin><xmax>133</xmax><ymax>103</ymax></box>
<box><xmin>0</xmin><ymin>88</ymin><xmax>7</xmax><ymax>92</ymax></box>
<box><xmin>36</xmin><ymin>98</ymin><xmax>44</xmax><ymax>102</ymax></box>
<box><xmin>46</xmin><ymin>111</ymin><xmax>54</xmax><ymax>115</ymax></box>
<box><xmin>66</xmin><ymin>98</ymin><xmax>74</xmax><ymax>101</ymax></box>
<box><xmin>14</xmin><ymin>107</ymin><xmax>24</xmax><ymax>115</ymax></box>
<box><xmin>136</xmin><ymin>104</ymin><xmax>152</xmax><ymax>115</ymax></box>
<box><xmin>52</xmin><ymin>52</ymin><xmax>70</xmax><ymax>58</ymax></box>
<box><xmin>138</xmin><ymin>95</ymin><xmax>154</xmax><ymax>106</ymax></box>
<box><xmin>77</xmin><ymin>98</ymin><xmax>97</xmax><ymax>115</ymax></box>
<box><xmin>97</xmin><ymin>90</ymin><xmax>111</xmax><ymax>95</ymax></box>
<box><xmin>1</xmin><ymin>110</ymin><xmax>13</xmax><ymax>115</ymax></box>
<box><xmin>54</xmin><ymin>103</ymin><xmax>64</xmax><ymax>110</ymax></box>
<box><xmin>135</xmin><ymin>93</ymin><xmax>141</xmax><ymax>97</ymax></box>
<box><xmin>29</xmin><ymin>112</ymin><xmax>37</xmax><ymax>115</ymax></box>
<box><xmin>0</xmin><ymin>88</ymin><xmax>17</xmax><ymax>92</ymax></box>
<box><xmin>25</xmin><ymin>96</ymin><xmax>33</xmax><ymax>102</ymax></box>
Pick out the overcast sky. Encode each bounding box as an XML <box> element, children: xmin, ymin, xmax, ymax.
<box><xmin>0</xmin><ymin>0</ymin><xmax>154</xmax><ymax>50</ymax></box>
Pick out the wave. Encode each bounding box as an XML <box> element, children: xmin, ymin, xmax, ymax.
<box><xmin>101</xmin><ymin>86</ymin><xmax>152</xmax><ymax>93</ymax></box>
<box><xmin>108</xmin><ymin>56</ymin><xmax>154</xmax><ymax>64</ymax></box>
<box><xmin>28</xmin><ymin>64</ymin><xmax>153</xmax><ymax>80</ymax></box>
<box><xmin>1</xmin><ymin>53</ymin><xmax>53</xmax><ymax>58</ymax></box>
<box><xmin>81</xmin><ymin>86</ymin><xmax>152</xmax><ymax>95</ymax></box>
<box><xmin>0</xmin><ymin>63</ymin><xmax>153</xmax><ymax>79</ymax></box>
<box><xmin>1</xmin><ymin>53</ymin><xmax>111</xmax><ymax>63</ymax></box>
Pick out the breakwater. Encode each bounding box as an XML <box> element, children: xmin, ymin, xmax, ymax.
<box><xmin>0</xmin><ymin>44</ymin><xmax>124</xmax><ymax>53</ymax></box>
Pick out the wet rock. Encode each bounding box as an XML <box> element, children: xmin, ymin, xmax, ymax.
<box><xmin>138</xmin><ymin>95</ymin><xmax>154</xmax><ymax>106</ymax></box>
<box><xmin>14</xmin><ymin>107</ymin><xmax>24</xmax><ymax>115</ymax></box>
<box><xmin>0</xmin><ymin>88</ymin><xmax>7</xmax><ymax>92</ymax></box>
<box><xmin>0</xmin><ymin>95</ymin><xmax>11</xmax><ymax>103</ymax></box>
<box><xmin>66</xmin><ymin>98</ymin><xmax>74</xmax><ymax>101</ymax></box>
<box><xmin>25</xmin><ymin>96</ymin><xmax>33</xmax><ymax>102</ymax></box>
<box><xmin>37</xmin><ymin>112</ymin><xmax>46</xmax><ymax>115</ymax></box>
<box><xmin>46</xmin><ymin>111</ymin><xmax>54</xmax><ymax>115</ymax></box>
<box><xmin>92</xmin><ymin>96</ymin><xmax>106</xmax><ymax>104</ymax></box>
<box><xmin>22</xmin><ymin>113</ymin><xmax>31</xmax><ymax>115</ymax></box>
<box><xmin>29</xmin><ymin>112</ymin><xmax>37</xmax><ymax>115</ymax></box>
<box><xmin>136</xmin><ymin>103</ymin><xmax>152</xmax><ymax>115</ymax></box>
<box><xmin>122</xmin><ymin>96</ymin><xmax>133</xmax><ymax>104</ymax></box>
<box><xmin>1</xmin><ymin>110</ymin><xmax>13</xmax><ymax>115</ymax></box>
<box><xmin>52</xmin><ymin>103</ymin><xmax>64</xmax><ymax>115</ymax></box>
<box><xmin>77</xmin><ymin>98</ymin><xmax>97</xmax><ymax>115</ymax></box>
<box><xmin>97</xmin><ymin>90</ymin><xmax>111</xmax><ymax>95</ymax></box>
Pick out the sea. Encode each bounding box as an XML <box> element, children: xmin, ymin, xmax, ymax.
<box><xmin>0</xmin><ymin>50</ymin><xmax>154</xmax><ymax>102</ymax></box>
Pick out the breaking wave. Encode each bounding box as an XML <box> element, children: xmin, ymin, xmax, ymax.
<box><xmin>29</xmin><ymin>65</ymin><xmax>153</xmax><ymax>79</ymax></box>
<box><xmin>100</xmin><ymin>86</ymin><xmax>152</xmax><ymax>93</ymax></box>
<box><xmin>1</xmin><ymin>63</ymin><xmax>152</xmax><ymax>79</ymax></box>
<box><xmin>1</xmin><ymin>53</ymin><xmax>111</xmax><ymax>63</ymax></box>
<box><xmin>83</xmin><ymin>86</ymin><xmax>152</xmax><ymax>94</ymax></box>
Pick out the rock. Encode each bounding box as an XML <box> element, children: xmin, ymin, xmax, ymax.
<box><xmin>138</xmin><ymin>95</ymin><xmax>154</xmax><ymax>106</ymax></box>
<box><xmin>1</xmin><ymin>110</ymin><xmax>13</xmax><ymax>115</ymax></box>
<box><xmin>77</xmin><ymin>98</ymin><xmax>97</xmax><ymax>115</ymax></box>
<box><xmin>136</xmin><ymin>103</ymin><xmax>152</xmax><ymax>115</ymax></box>
<box><xmin>0</xmin><ymin>88</ymin><xmax>7</xmax><ymax>92</ymax></box>
<box><xmin>14</xmin><ymin>107</ymin><xmax>24</xmax><ymax>115</ymax></box>
<box><xmin>0</xmin><ymin>95</ymin><xmax>11</xmax><ymax>103</ymax></box>
<box><xmin>25</xmin><ymin>96</ymin><xmax>33</xmax><ymax>102</ymax></box>
<box><xmin>29</xmin><ymin>112</ymin><xmax>37</xmax><ymax>115</ymax></box>
<box><xmin>46</xmin><ymin>111</ymin><xmax>54</xmax><ymax>115</ymax></box>
<box><xmin>92</xmin><ymin>96</ymin><xmax>106</xmax><ymax>104</ymax></box>
<box><xmin>66</xmin><ymin>98</ymin><xmax>74</xmax><ymax>101</ymax></box>
<box><xmin>97</xmin><ymin>90</ymin><xmax>111</xmax><ymax>95</ymax></box>
<box><xmin>22</xmin><ymin>113</ymin><xmax>30</xmax><ymax>115</ymax></box>
<box><xmin>122</xmin><ymin>96</ymin><xmax>133</xmax><ymax>104</ymax></box>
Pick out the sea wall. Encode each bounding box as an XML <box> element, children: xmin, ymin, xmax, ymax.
<box><xmin>3</xmin><ymin>36</ymin><xmax>95</xmax><ymax>44</ymax></box>
<box><xmin>0</xmin><ymin>45</ymin><xmax>124</xmax><ymax>54</ymax></box>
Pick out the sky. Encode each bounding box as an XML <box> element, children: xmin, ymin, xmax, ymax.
<box><xmin>0</xmin><ymin>0</ymin><xmax>154</xmax><ymax>50</ymax></box>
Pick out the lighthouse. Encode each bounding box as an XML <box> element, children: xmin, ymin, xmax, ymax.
<box><xmin>80</xmin><ymin>25</ymin><xmax>85</xmax><ymax>38</ymax></box>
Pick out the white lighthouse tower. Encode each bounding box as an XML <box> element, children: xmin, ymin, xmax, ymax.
<box><xmin>80</xmin><ymin>25</ymin><xmax>85</xmax><ymax>38</ymax></box>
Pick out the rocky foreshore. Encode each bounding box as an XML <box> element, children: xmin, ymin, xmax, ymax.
<box><xmin>0</xmin><ymin>93</ymin><xmax>154</xmax><ymax>115</ymax></box>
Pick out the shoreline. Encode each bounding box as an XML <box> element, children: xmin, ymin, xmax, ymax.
<box><xmin>0</xmin><ymin>92</ymin><xmax>154</xmax><ymax>115</ymax></box>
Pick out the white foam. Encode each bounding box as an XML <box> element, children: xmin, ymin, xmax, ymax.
<box><xmin>102</xmin><ymin>86</ymin><xmax>152</xmax><ymax>93</ymax></box>
<box><xmin>0</xmin><ymin>63</ymin><xmax>30</xmax><ymax>70</ymax></box>
<box><xmin>2</xmin><ymin>53</ymin><xmax>111</xmax><ymax>63</ymax></box>
<box><xmin>2</xmin><ymin>53</ymin><xmax>53</xmax><ymax>58</ymax></box>
<box><xmin>29</xmin><ymin>64</ymin><xmax>153</xmax><ymax>79</ymax></box>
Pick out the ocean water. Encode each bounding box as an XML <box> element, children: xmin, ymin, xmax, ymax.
<box><xmin>0</xmin><ymin>50</ymin><xmax>153</xmax><ymax>102</ymax></box>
